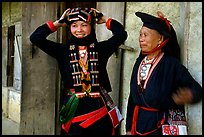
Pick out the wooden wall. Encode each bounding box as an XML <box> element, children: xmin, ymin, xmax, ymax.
<box><xmin>20</xmin><ymin>2</ymin><xmax>59</xmax><ymax>135</ymax></box>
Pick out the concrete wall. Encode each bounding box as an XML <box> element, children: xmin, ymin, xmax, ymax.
<box><xmin>184</xmin><ymin>2</ymin><xmax>202</xmax><ymax>135</ymax></box>
<box><xmin>120</xmin><ymin>2</ymin><xmax>202</xmax><ymax>135</ymax></box>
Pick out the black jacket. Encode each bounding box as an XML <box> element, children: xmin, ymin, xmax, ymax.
<box><xmin>30</xmin><ymin>19</ymin><xmax>127</xmax><ymax>134</ymax></box>
<box><xmin>30</xmin><ymin>19</ymin><xmax>127</xmax><ymax>93</ymax></box>
<box><xmin>126</xmin><ymin>54</ymin><xmax>202</xmax><ymax>134</ymax></box>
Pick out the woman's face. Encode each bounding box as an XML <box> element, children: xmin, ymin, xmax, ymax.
<box><xmin>70</xmin><ymin>20</ymin><xmax>91</xmax><ymax>38</ymax></box>
<box><xmin>139</xmin><ymin>26</ymin><xmax>163</xmax><ymax>52</ymax></box>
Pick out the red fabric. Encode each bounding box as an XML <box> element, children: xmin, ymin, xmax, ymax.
<box><xmin>62</xmin><ymin>120</ymin><xmax>72</xmax><ymax>133</ymax></box>
<box><xmin>106</xmin><ymin>18</ymin><xmax>112</xmax><ymax>30</ymax></box>
<box><xmin>62</xmin><ymin>106</ymin><xmax>108</xmax><ymax>133</ymax></box>
<box><xmin>72</xmin><ymin>106</ymin><xmax>105</xmax><ymax>123</ymax></box>
<box><xmin>112</xmin><ymin>128</ymin><xmax>115</xmax><ymax>135</ymax></box>
<box><xmin>79</xmin><ymin>106</ymin><xmax>108</xmax><ymax>128</ymax></box>
<box><xmin>46</xmin><ymin>21</ymin><xmax>57</xmax><ymax>32</ymax></box>
<box><xmin>130</xmin><ymin>105</ymin><xmax>165</xmax><ymax>135</ymax></box>
<box><xmin>140</xmin><ymin>106</ymin><xmax>160</xmax><ymax>111</ymax></box>
<box><xmin>131</xmin><ymin>106</ymin><xmax>139</xmax><ymax>135</ymax></box>
<box><xmin>157</xmin><ymin>11</ymin><xmax>171</xmax><ymax>30</ymax></box>
<box><xmin>108</xmin><ymin>108</ymin><xmax>120</xmax><ymax>128</ymax></box>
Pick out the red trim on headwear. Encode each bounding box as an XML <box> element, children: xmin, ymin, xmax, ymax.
<box><xmin>46</xmin><ymin>21</ymin><xmax>57</xmax><ymax>32</ymax></box>
<box><xmin>142</xmin><ymin>38</ymin><xmax>169</xmax><ymax>55</ymax></box>
<box><xmin>157</xmin><ymin>11</ymin><xmax>171</xmax><ymax>31</ymax></box>
<box><xmin>106</xmin><ymin>18</ymin><xmax>112</xmax><ymax>30</ymax></box>
<box><xmin>87</xmin><ymin>14</ymin><xmax>91</xmax><ymax>23</ymax></box>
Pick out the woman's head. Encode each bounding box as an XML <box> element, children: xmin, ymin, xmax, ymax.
<box><xmin>67</xmin><ymin>8</ymin><xmax>94</xmax><ymax>38</ymax></box>
<box><xmin>135</xmin><ymin>11</ymin><xmax>180</xmax><ymax>60</ymax></box>
<box><xmin>60</xmin><ymin>8</ymin><xmax>102</xmax><ymax>45</ymax></box>
<box><xmin>59</xmin><ymin>8</ymin><xmax>103</xmax><ymax>39</ymax></box>
<box><xmin>136</xmin><ymin>11</ymin><xmax>171</xmax><ymax>39</ymax></box>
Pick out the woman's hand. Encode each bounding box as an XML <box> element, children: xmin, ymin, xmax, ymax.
<box><xmin>97</xmin><ymin>15</ymin><xmax>109</xmax><ymax>24</ymax></box>
<box><xmin>53</xmin><ymin>8</ymin><xmax>70</xmax><ymax>28</ymax></box>
<box><xmin>172</xmin><ymin>87</ymin><xmax>193</xmax><ymax>105</ymax></box>
<box><xmin>90</xmin><ymin>8</ymin><xmax>108</xmax><ymax>24</ymax></box>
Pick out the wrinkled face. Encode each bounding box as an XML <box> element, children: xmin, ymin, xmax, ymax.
<box><xmin>139</xmin><ymin>26</ymin><xmax>163</xmax><ymax>52</ymax></box>
<box><xmin>70</xmin><ymin>20</ymin><xmax>91</xmax><ymax>38</ymax></box>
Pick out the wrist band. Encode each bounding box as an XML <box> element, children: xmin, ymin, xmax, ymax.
<box><xmin>106</xmin><ymin>18</ymin><xmax>112</xmax><ymax>30</ymax></box>
<box><xmin>46</xmin><ymin>21</ymin><xmax>57</xmax><ymax>32</ymax></box>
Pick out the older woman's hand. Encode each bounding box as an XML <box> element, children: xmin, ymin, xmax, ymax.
<box><xmin>172</xmin><ymin>87</ymin><xmax>193</xmax><ymax>105</ymax></box>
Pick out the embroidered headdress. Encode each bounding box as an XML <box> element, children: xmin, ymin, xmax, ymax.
<box><xmin>59</xmin><ymin>8</ymin><xmax>103</xmax><ymax>25</ymax></box>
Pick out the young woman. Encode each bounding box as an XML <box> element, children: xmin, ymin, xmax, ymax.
<box><xmin>30</xmin><ymin>8</ymin><xmax>127</xmax><ymax>135</ymax></box>
<box><xmin>126</xmin><ymin>11</ymin><xmax>202</xmax><ymax>135</ymax></box>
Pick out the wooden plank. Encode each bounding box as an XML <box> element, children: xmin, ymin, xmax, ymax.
<box><xmin>20</xmin><ymin>2</ymin><xmax>58</xmax><ymax>135</ymax></box>
<box><xmin>2</xmin><ymin>27</ymin><xmax>8</xmax><ymax>87</ymax></box>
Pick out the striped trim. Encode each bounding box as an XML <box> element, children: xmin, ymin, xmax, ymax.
<box><xmin>69</xmin><ymin>11</ymin><xmax>80</xmax><ymax>15</ymax></box>
<box><xmin>69</xmin><ymin>17</ymin><xmax>80</xmax><ymax>21</ymax></box>
<box><xmin>68</xmin><ymin>10</ymin><xmax>90</xmax><ymax>23</ymax></box>
<box><xmin>78</xmin><ymin>15</ymin><xmax>87</xmax><ymax>22</ymax></box>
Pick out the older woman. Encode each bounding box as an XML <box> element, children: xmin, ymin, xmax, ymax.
<box><xmin>30</xmin><ymin>8</ymin><xmax>127</xmax><ymax>135</ymax></box>
<box><xmin>126</xmin><ymin>11</ymin><xmax>202</xmax><ymax>135</ymax></box>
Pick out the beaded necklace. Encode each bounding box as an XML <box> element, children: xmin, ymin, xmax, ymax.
<box><xmin>78</xmin><ymin>46</ymin><xmax>91</xmax><ymax>93</ymax></box>
<box><xmin>137</xmin><ymin>52</ymin><xmax>164</xmax><ymax>92</ymax></box>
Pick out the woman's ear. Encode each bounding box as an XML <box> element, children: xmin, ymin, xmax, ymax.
<box><xmin>158</xmin><ymin>35</ymin><xmax>164</xmax><ymax>44</ymax></box>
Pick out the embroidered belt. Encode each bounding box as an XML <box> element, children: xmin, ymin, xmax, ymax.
<box><xmin>66</xmin><ymin>89</ymin><xmax>101</xmax><ymax>98</ymax></box>
<box><xmin>75</xmin><ymin>92</ymin><xmax>100</xmax><ymax>98</ymax></box>
<box><xmin>62</xmin><ymin>106</ymin><xmax>108</xmax><ymax>132</ymax></box>
<box><xmin>131</xmin><ymin>105</ymin><xmax>165</xmax><ymax>135</ymax></box>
